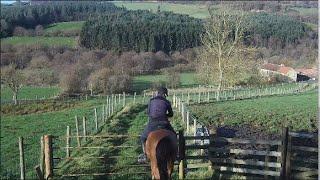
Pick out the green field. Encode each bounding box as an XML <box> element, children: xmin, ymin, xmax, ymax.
<box><xmin>44</xmin><ymin>21</ymin><xmax>85</xmax><ymax>33</ymax></box>
<box><xmin>190</xmin><ymin>89</ymin><xmax>317</xmax><ymax>134</ymax></box>
<box><xmin>113</xmin><ymin>2</ymin><xmax>210</xmax><ymax>19</ymax></box>
<box><xmin>0</xmin><ymin>36</ymin><xmax>77</xmax><ymax>47</ymax></box>
<box><xmin>133</xmin><ymin>72</ymin><xmax>200</xmax><ymax>92</ymax></box>
<box><xmin>1</xmin><ymin>86</ymin><xmax>61</xmax><ymax>102</ymax></box>
<box><xmin>0</xmin><ymin>96</ymin><xmax>127</xmax><ymax>179</ymax></box>
<box><xmin>290</xmin><ymin>7</ymin><xmax>318</xmax><ymax>16</ymax></box>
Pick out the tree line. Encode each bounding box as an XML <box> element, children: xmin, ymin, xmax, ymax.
<box><xmin>0</xmin><ymin>1</ymin><xmax>123</xmax><ymax>38</ymax></box>
<box><xmin>80</xmin><ymin>10</ymin><xmax>310</xmax><ymax>52</ymax></box>
<box><xmin>80</xmin><ymin>10</ymin><xmax>204</xmax><ymax>53</ymax></box>
<box><xmin>245</xmin><ymin>13</ymin><xmax>310</xmax><ymax>48</ymax></box>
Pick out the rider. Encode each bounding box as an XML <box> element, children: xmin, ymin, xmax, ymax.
<box><xmin>138</xmin><ymin>87</ymin><xmax>176</xmax><ymax>163</ymax></box>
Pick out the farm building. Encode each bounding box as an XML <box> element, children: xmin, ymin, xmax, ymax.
<box><xmin>260</xmin><ymin>63</ymin><xmax>297</xmax><ymax>81</ymax></box>
<box><xmin>296</xmin><ymin>68</ymin><xmax>318</xmax><ymax>81</ymax></box>
<box><xmin>260</xmin><ymin>63</ymin><xmax>317</xmax><ymax>82</ymax></box>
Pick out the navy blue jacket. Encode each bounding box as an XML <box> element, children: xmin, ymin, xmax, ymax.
<box><xmin>147</xmin><ymin>95</ymin><xmax>173</xmax><ymax>122</ymax></box>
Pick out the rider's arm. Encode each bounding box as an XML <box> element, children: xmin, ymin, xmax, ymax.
<box><xmin>166</xmin><ymin>102</ymin><xmax>173</xmax><ymax>117</ymax></box>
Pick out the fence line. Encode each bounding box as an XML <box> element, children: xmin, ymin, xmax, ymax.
<box><xmin>10</xmin><ymin>81</ymin><xmax>317</xmax><ymax>179</ymax></box>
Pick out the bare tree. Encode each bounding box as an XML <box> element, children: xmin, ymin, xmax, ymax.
<box><xmin>1</xmin><ymin>65</ymin><xmax>25</xmax><ymax>104</ymax></box>
<box><xmin>197</xmin><ymin>10</ymin><xmax>256</xmax><ymax>100</ymax></box>
<box><xmin>88</xmin><ymin>68</ymin><xmax>113</xmax><ymax>94</ymax></box>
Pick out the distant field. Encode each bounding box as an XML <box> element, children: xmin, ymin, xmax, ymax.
<box><xmin>44</xmin><ymin>21</ymin><xmax>85</xmax><ymax>33</ymax></box>
<box><xmin>290</xmin><ymin>7</ymin><xmax>318</xmax><ymax>16</ymax></box>
<box><xmin>1</xmin><ymin>86</ymin><xmax>61</xmax><ymax>102</ymax></box>
<box><xmin>1</xmin><ymin>36</ymin><xmax>77</xmax><ymax>47</ymax></box>
<box><xmin>133</xmin><ymin>72</ymin><xmax>200</xmax><ymax>92</ymax></box>
<box><xmin>113</xmin><ymin>2</ymin><xmax>210</xmax><ymax>19</ymax></box>
<box><xmin>190</xmin><ymin>89</ymin><xmax>317</xmax><ymax>134</ymax></box>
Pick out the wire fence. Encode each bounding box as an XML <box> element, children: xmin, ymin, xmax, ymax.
<box><xmin>2</xmin><ymin>81</ymin><xmax>317</xmax><ymax>179</ymax></box>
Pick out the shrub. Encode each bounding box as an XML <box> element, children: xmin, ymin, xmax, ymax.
<box><xmin>29</xmin><ymin>55</ymin><xmax>50</xmax><ymax>69</ymax></box>
<box><xmin>165</xmin><ymin>68</ymin><xmax>180</xmax><ymax>89</ymax></box>
<box><xmin>59</xmin><ymin>68</ymin><xmax>82</xmax><ymax>94</ymax></box>
<box><xmin>89</xmin><ymin>68</ymin><xmax>132</xmax><ymax>94</ymax></box>
<box><xmin>24</xmin><ymin>68</ymin><xmax>57</xmax><ymax>86</ymax></box>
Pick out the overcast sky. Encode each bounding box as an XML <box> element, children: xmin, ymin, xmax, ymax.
<box><xmin>1</xmin><ymin>1</ymin><xmax>30</xmax><ymax>4</ymax></box>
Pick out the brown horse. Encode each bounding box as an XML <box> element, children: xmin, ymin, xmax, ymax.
<box><xmin>145</xmin><ymin>129</ymin><xmax>177</xmax><ymax>180</ymax></box>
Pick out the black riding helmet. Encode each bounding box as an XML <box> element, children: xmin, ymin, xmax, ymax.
<box><xmin>157</xmin><ymin>87</ymin><xmax>168</xmax><ymax>97</ymax></box>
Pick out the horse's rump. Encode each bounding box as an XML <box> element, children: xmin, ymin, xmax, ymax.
<box><xmin>146</xmin><ymin>129</ymin><xmax>177</xmax><ymax>179</ymax></box>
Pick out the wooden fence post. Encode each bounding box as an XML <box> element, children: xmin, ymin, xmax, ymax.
<box><xmin>285</xmin><ymin>134</ymin><xmax>292</xmax><ymax>180</ymax></box>
<box><xmin>19</xmin><ymin>137</ymin><xmax>25</xmax><ymax>180</ymax></box>
<box><xmin>34</xmin><ymin>165</ymin><xmax>44</xmax><ymax>180</ymax></box>
<box><xmin>181</xmin><ymin>103</ymin><xmax>185</xmax><ymax>122</ymax></box>
<box><xmin>207</xmin><ymin>91</ymin><xmax>210</xmax><ymax>102</ymax></box>
<box><xmin>123</xmin><ymin>92</ymin><xmax>126</xmax><ymax>107</ymax></box>
<box><xmin>104</xmin><ymin>104</ymin><xmax>108</xmax><ymax>121</ymax></box>
<box><xmin>83</xmin><ymin>117</ymin><xmax>87</xmax><ymax>142</ymax></box>
<box><xmin>198</xmin><ymin>91</ymin><xmax>201</xmax><ymax>103</ymax></box>
<box><xmin>111</xmin><ymin>95</ymin><xmax>114</xmax><ymax>114</ymax></box>
<box><xmin>187</xmin><ymin>92</ymin><xmax>190</xmax><ymax>105</ymax></box>
<box><xmin>39</xmin><ymin>136</ymin><xmax>45</xmax><ymax>178</ymax></box>
<box><xmin>134</xmin><ymin>92</ymin><xmax>136</xmax><ymax>103</ymax></box>
<box><xmin>114</xmin><ymin>94</ymin><xmax>117</xmax><ymax>110</ymax></box>
<box><xmin>177</xmin><ymin>98</ymin><xmax>180</xmax><ymax>112</ymax></box>
<box><xmin>44</xmin><ymin>135</ymin><xmax>53</xmax><ymax>179</ymax></box>
<box><xmin>94</xmin><ymin>108</ymin><xmax>98</xmax><ymax>131</ymax></box>
<box><xmin>186</xmin><ymin>111</ymin><xmax>190</xmax><ymax>134</ymax></box>
<box><xmin>75</xmin><ymin>116</ymin><xmax>80</xmax><ymax>147</ymax></box>
<box><xmin>194</xmin><ymin>119</ymin><xmax>197</xmax><ymax>136</ymax></box>
<box><xmin>66</xmin><ymin>126</ymin><xmax>71</xmax><ymax>158</ymax></box>
<box><xmin>178</xmin><ymin>130</ymin><xmax>185</xmax><ymax>179</ymax></box>
<box><xmin>108</xmin><ymin>97</ymin><xmax>111</xmax><ymax>116</ymax></box>
<box><xmin>280</xmin><ymin>127</ymin><xmax>289</xmax><ymax>179</ymax></box>
<box><xmin>102</xmin><ymin>105</ymin><xmax>105</xmax><ymax>122</ymax></box>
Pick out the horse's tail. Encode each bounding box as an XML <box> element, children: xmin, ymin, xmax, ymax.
<box><xmin>156</xmin><ymin>136</ymin><xmax>174</xmax><ymax>180</ymax></box>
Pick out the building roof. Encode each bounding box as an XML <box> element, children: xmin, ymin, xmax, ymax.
<box><xmin>296</xmin><ymin>68</ymin><xmax>318</xmax><ymax>78</ymax></box>
<box><xmin>278</xmin><ymin>66</ymin><xmax>295</xmax><ymax>74</ymax></box>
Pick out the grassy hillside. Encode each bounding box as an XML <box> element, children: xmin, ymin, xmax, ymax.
<box><xmin>0</xmin><ymin>98</ymin><xmax>111</xmax><ymax>179</ymax></box>
<box><xmin>113</xmin><ymin>2</ymin><xmax>210</xmax><ymax>19</ymax></box>
<box><xmin>290</xmin><ymin>7</ymin><xmax>318</xmax><ymax>16</ymax></box>
<box><xmin>1</xmin><ymin>36</ymin><xmax>77</xmax><ymax>47</ymax></box>
<box><xmin>190</xmin><ymin>89</ymin><xmax>317</xmax><ymax>134</ymax></box>
<box><xmin>1</xmin><ymin>86</ymin><xmax>61</xmax><ymax>102</ymax></box>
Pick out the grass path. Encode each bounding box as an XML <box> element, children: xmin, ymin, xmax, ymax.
<box><xmin>56</xmin><ymin>102</ymin><xmax>184</xmax><ymax>179</ymax></box>
<box><xmin>56</xmin><ymin>104</ymin><xmax>150</xmax><ymax>179</ymax></box>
